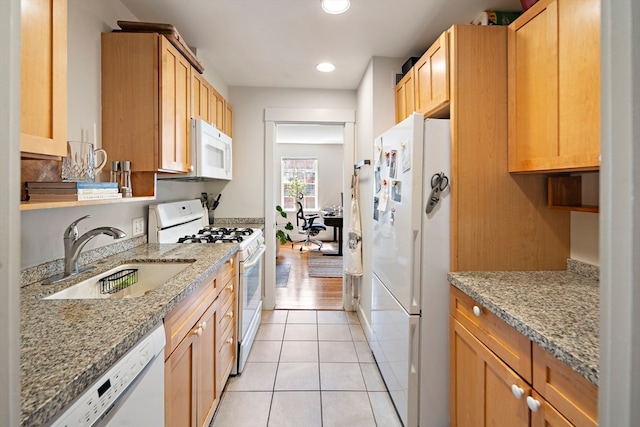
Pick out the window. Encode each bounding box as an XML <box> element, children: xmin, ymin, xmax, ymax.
<box><xmin>281</xmin><ymin>158</ymin><xmax>318</xmax><ymax>211</ymax></box>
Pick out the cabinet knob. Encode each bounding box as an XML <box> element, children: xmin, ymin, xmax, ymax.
<box><xmin>472</xmin><ymin>305</ymin><xmax>482</xmax><ymax>317</ymax></box>
<box><xmin>511</xmin><ymin>384</ymin><xmax>525</xmax><ymax>400</ymax></box>
<box><xmin>225</xmin><ymin>311</ymin><xmax>234</xmax><ymax>318</ymax></box>
<box><xmin>200</xmin><ymin>321</ymin><xmax>207</xmax><ymax>331</ymax></box>
<box><xmin>526</xmin><ymin>396</ymin><xmax>541</xmax><ymax>412</ymax></box>
<box><xmin>193</xmin><ymin>326</ymin><xmax>203</xmax><ymax>337</ymax></box>
<box><xmin>226</xmin><ymin>337</ymin><xmax>234</xmax><ymax>345</ymax></box>
<box><xmin>226</xmin><ymin>284</ymin><xmax>234</xmax><ymax>292</ymax></box>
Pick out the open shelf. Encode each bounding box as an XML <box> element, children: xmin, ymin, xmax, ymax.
<box><xmin>21</xmin><ymin>196</ymin><xmax>155</xmax><ymax>211</ymax></box>
<box><xmin>547</xmin><ymin>175</ymin><xmax>599</xmax><ymax>213</ymax></box>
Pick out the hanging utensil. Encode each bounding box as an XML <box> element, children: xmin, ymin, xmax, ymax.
<box><xmin>426</xmin><ymin>172</ymin><xmax>449</xmax><ymax>214</ymax></box>
<box><xmin>212</xmin><ymin>193</ymin><xmax>222</xmax><ymax>210</ymax></box>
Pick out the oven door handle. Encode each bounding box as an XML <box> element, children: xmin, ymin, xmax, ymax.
<box><xmin>241</xmin><ymin>244</ymin><xmax>266</xmax><ymax>269</ymax></box>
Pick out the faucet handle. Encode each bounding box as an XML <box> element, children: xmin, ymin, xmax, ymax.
<box><xmin>64</xmin><ymin>215</ymin><xmax>91</xmax><ymax>239</ymax></box>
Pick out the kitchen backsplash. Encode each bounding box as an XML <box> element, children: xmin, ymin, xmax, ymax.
<box><xmin>567</xmin><ymin>258</ymin><xmax>600</xmax><ymax>281</ymax></box>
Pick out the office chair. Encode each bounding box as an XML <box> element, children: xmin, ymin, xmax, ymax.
<box><xmin>293</xmin><ymin>197</ymin><xmax>326</xmax><ymax>251</ymax></box>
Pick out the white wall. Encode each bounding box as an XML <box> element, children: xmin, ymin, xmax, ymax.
<box><xmin>276</xmin><ymin>142</ymin><xmax>344</xmax><ymax>242</ymax></box>
<box><xmin>355</xmin><ymin>57</ymin><xmax>403</xmax><ymax>334</ymax></box>
<box><xmin>1</xmin><ymin>2</ymin><xmax>21</xmax><ymax>424</ymax></box>
<box><xmin>215</xmin><ymin>87</ymin><xmax>357</xmax><ymax>220</ymax></box>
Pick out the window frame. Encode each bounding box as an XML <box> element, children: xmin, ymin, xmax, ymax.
<box><xmin>280</xmin><ymin>157</ymin><xmax>318</xmax><ymax>212</ymax></box>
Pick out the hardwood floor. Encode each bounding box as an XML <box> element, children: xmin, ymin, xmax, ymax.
<box><xmin>274</xmin><ymin>242</ymin><xmax>343</xmax><ymax>310</ymax></box>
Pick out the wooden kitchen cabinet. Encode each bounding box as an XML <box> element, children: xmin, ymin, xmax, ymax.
<box><xmin>210</xmin><ymin>87</ymin><xmax>225</xmax><ymax>132</ymax></box>
<box><xmin>414</xmin><ymin>31</ymin><xmax>449</xmax><ymax>118</ymax></box>
<box><xmin>395</xmin><ymin>69</ymin><xmax>415</xmax><ymax>123</ymax></box>
<box><xmin>450</xmin><ymin>286</ymin><xmax>598</xmax><ymax>427</ymax></box>
<box><xmin>20</xmin><ymin>0</ymin><xmax>67</xmax><ymax>158</ymax></box>
<box><xmin>532</xmin><ymin>343</ymin><xmax>598</xmax><ymax>427</ymax></box>
<box><xmin>101</xmin><ymin>32</ymin><xmax>191</xmax><ymax>194</ymax></box>
<box><xmin>164</xmin><ymin>256</ymin><xmax>235</xmax><ymax>427</ymax></box>
<box><xmin>224</xmin><ymin>101</ymin><xmax>234</xmax><ymax>138</ymax></box>
<box><xmin>191</xmin><ymin>69</ymin><xmax>211</xmax><ymax>122</ymax></box>
<box><xmin>447</xmin><ymin>25</ymin><xmax>569</xmax><ymax>272</ymax></box>
<box><xmin>450</xmin><ymin>318</ymin><xmax>530</xmax><ymax>427</ymax></box>
<box><xmin>507</xmin><ymin>0</ymin><xmax>600</xmax><ymax>172</ymax></box>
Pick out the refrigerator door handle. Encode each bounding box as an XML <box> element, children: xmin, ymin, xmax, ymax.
<box><xmin>411</xmin><ymin>229</ymin><xmax>420</xmax><ymax>310</ymax></box>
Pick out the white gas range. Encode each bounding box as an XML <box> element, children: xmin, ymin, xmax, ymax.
<box><xmin>148</xmin><ymin>199</ymin><xmax>265</xmax><ymax>374</ymax></box>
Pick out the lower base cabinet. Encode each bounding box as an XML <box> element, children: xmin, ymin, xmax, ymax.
<box><xmin>450</xmin><ymin>286</ymin><xmax>597</xmax><ymax>427</ymax></box>
<box><xmin>164</xmin><ymin>257</ymin><xmax>236</xmax><ymax>427</ymax></box>
<box><xmin>450</xmin><ymin>318</ymin><xmax>530</xmax><ymax>427</ymax></box>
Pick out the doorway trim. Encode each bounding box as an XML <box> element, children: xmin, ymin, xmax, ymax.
<box><xmin>264</xmin><ymin>108</ymin><xmax>356</xmax><ymax>310</ymax></box>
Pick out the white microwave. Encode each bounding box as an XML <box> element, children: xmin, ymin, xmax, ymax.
<box><xmin>191</xmin><ymin>118</ymin><xmax>232</xmax><ymax>180</ymax></box>
<box><xmin>160</xmin><ymin>118</ymin><xmax>232</xmax><ymax>181</ymax></box>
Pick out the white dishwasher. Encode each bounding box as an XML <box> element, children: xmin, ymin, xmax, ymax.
<box><xmin>48</xmin><ymin>322</ymin><xmax>165</xmax><ymax>427</ymax></box>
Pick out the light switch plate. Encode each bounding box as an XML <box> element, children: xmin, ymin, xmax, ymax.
<box><xmin>132</xmin><ymin>217</ymin><xmax>145</xmax><ymax>237</ymax></box>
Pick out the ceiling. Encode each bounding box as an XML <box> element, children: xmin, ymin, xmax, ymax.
<box><xmin>119</xmin><ymin>0</ymin><xmax>523</xmax><ymax>90</ymax></box>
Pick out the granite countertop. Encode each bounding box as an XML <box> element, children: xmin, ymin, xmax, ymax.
<box><xmin>448</xmin><ymin>260</ymin><xmax>599</xmax><ymax>387</ymax></box>
<box><xmin>20</xmin><ymin>242</ymin><xmax>238</xmax><ymax>427</ymax></box>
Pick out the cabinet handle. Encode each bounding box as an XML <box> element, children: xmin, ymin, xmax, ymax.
<box><xmin>200</xmin><ymin>321</ymin><xmax>207</xmax><ymax>331</ymax></box>
<box><xmin>511</xmin><ymin>384</ymin><xmax>525</xmax><ymax>400</ymax></box>
<box><xmin>226</xmin><ymin>337</ymin><xmax>233</xmax><ymax>345</ymax></box>
<box><xmin>226</xmin><ymin>284</ymin><xmax>234</xmax><ymax>292</ymax></box>
<box><xmin>193</xmin><ymin>326</ymin><xmax>203</xmax><ymax>337</ymax></box>
<box><xmin>472</xmin><ymin>305</ymin><xmax>482</xmax><ymax>317</ymax></box>
<box><xmin>225</xmin><ymin>311</ymin><xmax>234</xmax><ymax>318</ymax></box>
<box><xmin>526</xmin><ymin>396</ymin><xmax>541</xmax><ymax>412</ymax></box>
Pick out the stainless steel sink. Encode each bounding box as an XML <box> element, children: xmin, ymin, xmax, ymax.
<box><xmin>44</xmin><ymin>262</ymin><xmax>192</xmax><ymax>300</ymax></box>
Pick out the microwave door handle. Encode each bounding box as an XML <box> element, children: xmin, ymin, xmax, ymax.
<box><xmin>225</xmin><ymin>145</ymin><xmax>231</xmax><ymax>174</ymax></box>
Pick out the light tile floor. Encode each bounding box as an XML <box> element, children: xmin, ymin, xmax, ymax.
<box><xmin>210</xmin><ymin>310</ymin><xmax>403</xmax><ymax>427</ymax></box>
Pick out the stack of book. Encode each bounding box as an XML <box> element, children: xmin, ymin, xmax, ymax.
<box><xmin>26</xmin><ymin>181</ymin><xmax>122</xmax><ymax>202</ymax></box>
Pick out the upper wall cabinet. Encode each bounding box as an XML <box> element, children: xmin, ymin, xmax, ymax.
<box><xmin>224</xmin><ymin>101</ymin><xmax>233</xmax><ymax>138</ymax></box>
<box><xmin>414</xmin><ymin>31</ymin><xmax>450</xmax><ymax>118</ymax></box>
<box><xmin>101</xmin><ymin>32</ymin><xmax>191</xmax><ymax>177</ymax></box>
<box><xmin>20</xmin><ymin>0</ymin><xmax>67</xmax><ymax>158</ymax></box>
<box><xmin>507</xmin><ymin>0</ymin><xmax>600</xmax><ymax>172</ymax></box>
<box><xmin>395</xmin><ymin>69</ymin><xmax>415</xmax><ymax>123</ymax></box>
<box><xmin>191</xmin><ymin>69</ymin><xmax>211</xmax><ymax>123</ymax></box>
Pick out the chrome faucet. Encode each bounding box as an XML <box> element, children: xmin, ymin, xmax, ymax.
<box><xmin>63</xmin><ymin>215</ymin><xmax>126</xmax><ymax>277</ymax></box>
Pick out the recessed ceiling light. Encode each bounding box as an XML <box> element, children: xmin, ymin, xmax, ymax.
<box><xmin>316</xmin><ymin>62</ymin><xmax>336</xmax><ymax>72</ymax></box>
<box><xmin>322</xmin><ymin>0</ymin><xmax>350</xmax><ymax>14</ymax></box>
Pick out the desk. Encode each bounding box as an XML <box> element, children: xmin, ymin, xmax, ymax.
<box><xmin>322</xmin><ymin>213</ymin><xmax>343</xmax><ymax>256</ymax></box>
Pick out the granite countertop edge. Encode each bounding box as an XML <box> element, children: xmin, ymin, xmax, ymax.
<box><xmin>20</xmin><ymin>242</ymin><xmax>238</xmax><ymax>427</ymax></box>
<box><xmin>447</xmin><ymin>260</ymin><xmax>599</xmax><ymax>387</ymax></box>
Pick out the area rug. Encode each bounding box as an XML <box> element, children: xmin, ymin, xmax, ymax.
<box><xmin>276</xmin><ymin>262</ymin><xmax>291</xmax><ymax>287</ymax></box>
<box><xmin>307</xmin><ymin>251</ymin><xmax>343</xmax><ymax>278</ymax></box>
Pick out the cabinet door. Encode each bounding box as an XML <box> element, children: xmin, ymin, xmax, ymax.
<box><xmin>160</xmin><ymin>36</ymin><xmax>191</xmax><ymax>173</ymax></box>
<box><xmin>20</xmin><ymin>0</ymin><xmax>67</xmax><ymax>157</ymax></box>
<box><xmin>210</xmin><ymin>87</ymin><xmax>225</xmax><ymax>131</ymax></box>
<box><xmin>165</xmin><ymin>330</ymin><xmax>198</xmax><ymax>427</ymax></box>
<box><xmin>197</xmin><ymin>301</ymin><xmax>219</xmax><ymax>427</ymax></box>
<box><xmin>450</xmin><ymin>318</ymin><xmax>529</xmax><ymax>427</ymax></box>
<box><xmin>394</xmin><ymin>69</ymin><xmax>414</xmax><ymax>123</ymax></box>
<box><xmin>191</xmin><ymin>70</ymin><xmax>211</xmax><ymax>122</ymax></box>
<box><xmin>532</xmin><ymin>343</ymin><xmax>598</xmax><ymax>427</ymax></box>
<box><xmin>414</xmin><ymin>31</ymin><xmax>449</xmax><ymax>118</ymax></box>
<box><xmin>224</xmin><ymin>101</ymin><xmax>233</xmax><ymax>138</ymax></box>
<box><xmin>529</xmin><ymin>390</ymin><xmax>573</xmax><ymax>427</ymax></box>
<box><xmin>508</xmin><ymin>0</ymin><xmax>600</xmax><ymax>172</ymax></box>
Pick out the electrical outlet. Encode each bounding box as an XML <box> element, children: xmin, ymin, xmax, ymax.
<box><xmin>132</xmin><ymin>217</ymin><xmax>145</xmax><ymax>237</ymax></box>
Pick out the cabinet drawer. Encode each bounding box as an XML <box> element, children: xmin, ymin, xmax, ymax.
<box><xmin>216</xmin><ymin>288</ymin><xmax>235</xmax><ymax>336</ymax></box>
<box><xmin>217</xmin><ymin>320</ymin><xmax>235</xmax><ymax>392</ymax></box>
<box><xmin>165</xmin><ymin>270</ymin><xmax>218</xmax><ymax>357</ymax></box>
<box><xmin>532</xmin><ymin>344</ymin><xmax>598</xmax><ymax>427</ymax></box>
<box><xmin>450</xmin><ymin>285</ymin><xmax>532</xmax><ymax>382</ymax></box>
<box><xmin>217</xmin><ymin>256</ymin><xmax>235</xmax><ymax>290</ymax></box>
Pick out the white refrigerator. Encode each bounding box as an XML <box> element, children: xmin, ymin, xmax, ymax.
<box><xmin>370</xmin><ymin>113</ymin><xmax>450</xmax><ymax>427</ymax></box>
